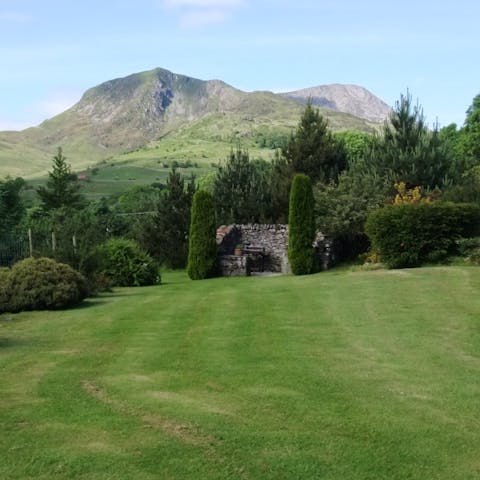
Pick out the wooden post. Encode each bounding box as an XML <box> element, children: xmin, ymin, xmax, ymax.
<box><xmin>51</xmin><ymin>231</ymin><xmax>56</xmax><ymax>252</ymax></box>
<box><xmin>28</xmin><ymin>228</ymin><xmax>33</xmax><ymax>257</ymax></box>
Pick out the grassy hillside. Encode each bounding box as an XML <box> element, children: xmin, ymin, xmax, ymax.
<box><xmin>0</xmin><ymin>68</ymin><xmax>379</xmax><ymax>180</ymax></box>
<box><xmin>1</xmin><ymin>266</ymin><xmax>480</xmax><ymax>479</ymax></box>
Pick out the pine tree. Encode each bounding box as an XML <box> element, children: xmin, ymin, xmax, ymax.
<box><xmin>213</xmin><ymin>149</ymin><xmax>270</xmax><ymax>224</ymax></box>
<box><xmin>146</xmin><ymin>168</ymin><xmax>195</xmax><ymax>269</ymax></box>
<box><xmin>37</xmin><ymin>148</ymin><xmax>84</xmax><ymax>211</ymax></box>
<box><xmin>371</xmin><ymin>92</ymin><xmax>451</xmax><ymax>189</ymax></box>
<box><xmin>0</xmin><ymin>177</ymin><xmax>25</xmax><ymax>237</ymax></box>
<box><xmin>283</xmin><ymin>103</ymin><xmax>346</xmax><ymax>183</ymax></box>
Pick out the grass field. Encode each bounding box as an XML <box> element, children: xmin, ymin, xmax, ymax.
<box><xmin>1</xmin><ymin>267</ymin><xmax>480</xmax><ymax>479</ymax></box>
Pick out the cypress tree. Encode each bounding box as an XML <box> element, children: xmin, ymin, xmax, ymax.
<box><xmin>288</xmin><ymin>174</ymin><xmax>315</xmax><ymax>275</ymax></box>
<box><xmin>187</xmin><ymin>190</ymin><xmax>217</xmax><ymax>280</ymax></box>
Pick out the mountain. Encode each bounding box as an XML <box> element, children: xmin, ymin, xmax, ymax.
<box><xmin>0</xmin><ymin>68</ymin><xmax>388</xmax><ymax>178</ymax></box>
<box><xmin>280</xmin><ymin>84</ymin><xmax>391</xmax><ymax>123</ymax></box>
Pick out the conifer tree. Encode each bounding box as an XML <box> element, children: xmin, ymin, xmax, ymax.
<box><xmin>283</xmin><ymin>103</ymin><xmax>346</xmax><ymax>183</ymax></box>
<box><xmin>146</xmin><ymin>168</ymin><xmax>195</xmax><ymax>268</ymax></box>
<box><xmin>288</xmin><ymin>174</ymin><xmax>315</xmax><ymax>275</ymax></box>
<box><xmin>37</xmin><ymin>148</ymin><xmax>84</xmax><ymax>211</ymax></box>
<box><xmin>213</xmin><ymin>148</ymin><xmax>270</xmax><ymax>224</ymax></box>
<box><xmin>187</xmin><ymin>190</ymin><xmax>217</xmax><ymax>280</ymax></box>
<box><xmin>371</xmin><ymin>92</ymin><xmax>451</xmax><ymax>189</ymax></box>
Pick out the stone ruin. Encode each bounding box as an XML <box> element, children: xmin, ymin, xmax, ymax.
<box><xmin>216</xmin><ymin>224</ymin><xmax>335</xmax><ymax>277</ymax></box>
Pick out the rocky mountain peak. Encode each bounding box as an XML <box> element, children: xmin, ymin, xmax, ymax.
<box><xmin>281</xmin><ymin>84</ymin><xmax>391</xmax><ymax>123</ymax></box>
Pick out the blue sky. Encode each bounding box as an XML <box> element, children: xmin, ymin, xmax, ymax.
<box><xmin>0</xmin><ymin>0</ymin><xmax>479</xmax><ymax>130</ymax></box>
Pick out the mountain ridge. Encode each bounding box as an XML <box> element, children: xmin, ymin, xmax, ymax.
<box><xmin>0</xmin><ymin>67</ymin><xmax>389</xmax><ymax>178</ymax></box>
<box><xmin>280</xmin><ymin>84</ymin><xmax>391</xmax><ymax>123</ymax></box>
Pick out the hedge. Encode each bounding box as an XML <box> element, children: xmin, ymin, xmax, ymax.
<box><xmin>365</xmin><ymin>202</ymin><xmax>480</xmax><ymax>268</ymax></box>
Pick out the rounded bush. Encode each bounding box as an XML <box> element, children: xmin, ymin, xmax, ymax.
<box><xmin>187</xmin><ymin>190</ymin><xmax>217</xmax><ymax>280</ymax></box>
<box><xmin>1</xmin><ymin>257</ymin><xmax>88</xmax><ymax>313</ymax></box>
<box><xmin>94</xmin><ymin>238</ymin><xmax>159</xmax><ymax>287</ymax></box>
<box><xmin>288</xmin><ymin>174</ymin><xmax>315</xmax><ymax>275</ymax></box>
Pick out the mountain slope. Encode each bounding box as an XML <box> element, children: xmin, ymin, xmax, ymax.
<box><xmin>0</xmin><ymin>68</ymin><xmax>386</xmax><ymax>178</ymax></box>
<box><xmin>281</xmin><ymin>84</ymin><xmax>391</xmax><ymax>123</ymax></box>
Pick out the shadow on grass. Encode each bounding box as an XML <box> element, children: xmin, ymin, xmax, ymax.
<box><xmin>0</xmin><ymin>336</ymin><xmax>31</xmax><ymax>349</ymax></box>
<box><xmin>73</xmin><ymin>299</ymin><xmax>108</xmax><ymax>310</ymax></box>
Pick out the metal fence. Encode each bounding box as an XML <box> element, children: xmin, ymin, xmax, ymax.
<box><xmin>0</xmin><ymin>233</ymin><xmax>29</xmax><ymax>267</ymax></box>
<box><xmin>0</xmin><ymin>229</ymin><xmax>79</xmax><ymax>267</ymax></box>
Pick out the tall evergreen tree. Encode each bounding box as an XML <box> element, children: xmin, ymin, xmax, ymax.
<box><xmin>37</xmin><ymin>147</ymin><xmax>84</xmax><ymax>211</ymax></box>
<box><xmin>187</xmin><ymin>190</ymin><xmax>217</xmax><ymax>280</ymax></box>
<box><xmin>269</xmin><ymin>103</ymin><xmax>346</xmax><ymax>222</ymax></box>
<box><xmin>213</xmin><ymin>149</ymin><xmax>270</xmax><ymax>224</ymax></box>
<box><xmin>288</xmin><ymin>174</ymin><xmax>315</xmax><ymax>275</ymax></box>
<box><xmin>269</xmin><ymin>151</ymin><xmax>294</xmax><ymax>223</ymax></box>
<box><xmin>142</xmin><ymin>168</ymin><xmax>195</xmax><ymax>269</ymax></box>
<box><xmin>0</xmin><ymin>177</ymin><xmax>25</xmax><ymax>237</ymax></box>
<box><xmin>461</xmin><ymin>93</ymin><xmax>480</xmax><ymax>166</ymax></box>
<box><xmin>282</xmin><ymin>103</ymin><xmax>346</xmax><ymax>183</ymax></box>
<box><xmin>371</xmin><ymin>92</ymin><xmax>451</xmax><ymax>189</ymax></box>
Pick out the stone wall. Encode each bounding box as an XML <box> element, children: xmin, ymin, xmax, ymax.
<box><xmin>216</xmin><ymin>224</ymin><xmax>336</xmax><ymax>276</ymax></box>
<box><xmin>235</xmin><ymin>224</ymin><xmax>289</xmax><ymax>273</ymax></box>
<box><xmin>218</xmin><ymin>254</ymin><xmax>250</xmax><ymax>277</ymax></box>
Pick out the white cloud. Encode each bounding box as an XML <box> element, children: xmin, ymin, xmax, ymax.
<box><xmin>0</xmin><ymin>12</ymin><xmax>32</xmax><ymax>23</ymax></box>
<box><xmin>0</xmin><ymin>91</ymin><xmax>82</xmax><ymax>132</ymax></box>
<box><xmin>0</xmin><ymin>119</ymin><xmax>31</xmax><ymax>132</ymax></box>
<box><xmin>33</xmin><ymin>91</ymin><xmax>82</xmax><ymax>118</ymax></box>
<box><xmin>161</xmin><ymin>0</ymin><xmax>246</xmax><ymax>27</ymax></box>
<box><xmin>179</xmin><ymin>8</ymin><xmax>231</xmax><ymax>27</ymax></box>
<box><xmin>163</xmin><ymin>0</ymin><xmax>245</xmax><ymax>7</ymax></box>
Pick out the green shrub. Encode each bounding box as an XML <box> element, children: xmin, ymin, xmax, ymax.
<box><xmin>93</xmin><ymin>238</ymin><xmax>159</xmax><ymax>287</ymax></box>
<box><xmin>0</xmin><ymin>267</ymin><xmax>10</xmax><ymax>313</ymax></box>
<box><xmin>365</xmin><ymin>202</ymin><xmax>480</xmax><ymax>268</ymax></box>
<box><xmin>1</xmin><ymin>257</ymin><xmax>88</xmax><ymax>313</ymax></box>
<box><xmin>288</xmin><ymin>174</ymin><xmax>315</xmax><ymax>275</ymax></box>
<box><xmin>456</xmin><ymin>237</ymin><xmax>480</xmax><ymax>265</ymax></box>
<box><xmin>187</xmin><ymin>190</ymin><xmax>217</xmax><ymax>280</ymax></box>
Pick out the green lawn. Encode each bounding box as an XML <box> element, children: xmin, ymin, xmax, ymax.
<box><xmin>1</xmin><ymin>267</ymin><xmax>480</xmax><ymax>479</ymax></box>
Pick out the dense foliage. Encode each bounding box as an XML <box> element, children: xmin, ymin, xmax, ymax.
<box><xmin>283</xmin><ymin>103</ymin><xmax>346</xmax><ymax>183</ymax></box>
<box><xmin>0</xmin><ymin>257</ymin><xmax>88</xmax><ymax>313</ymax></box>
<box><xmin>3</xmin><ymin>90</ymin><xmax>480</xmax><ymax>274</ymax></box>
<box><xmin>92</xmin><ymin>238</ymin><xmax>159</xmax><ymax>287</ymax></box>
<box><xmin>37</xmin><ymin>148</ymin><xmax>84</xmax><ymax>211</ymax></box>
<box><xmin>269</xmin><ymin>104</ymin><xmax>347</xmax><ymax>221</ymax></box>
<box><xmin>0</xmin><ymin>177</ymin><xmax>25</xmax><ymax>238</ymax></box>
<box><xmin>141</xmin><ymin>169</ymin><xmax>195</xmax><ymax>268</ymax></box>
<box><xmin>365</xmin><ymin>202</ymin><xmax>480</xmax><ymax>268</ymax></box>
<box><xmin>213</xmin><ymin>149</ymin><xmax>271</xmax><ymax>224</ymax></box>
<box><xmin>371</xmin><ymin>92</ymin><xmax>451</xmax><ymax>190</ymax></box>
<box><xmin>187</xmin><ymin>190</ymin><xmax>217</xmax><ymax>280</ymax></box>
<box><xmin>288</xmin><ymin>174</ymin><xmax>315</xmax><ymax>275</ymax></box>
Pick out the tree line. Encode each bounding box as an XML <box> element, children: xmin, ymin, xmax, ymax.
<box><xmin>1</xmin><ymin>90</ymin><xmax>480</xmax><ymax>275</ymax></box>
